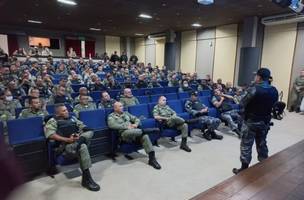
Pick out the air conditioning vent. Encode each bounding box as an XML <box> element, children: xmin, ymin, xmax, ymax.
<box><xmin>261</xmin><ymin>13</ymin><xmax>304</xmax><ymax>25</ymax></box>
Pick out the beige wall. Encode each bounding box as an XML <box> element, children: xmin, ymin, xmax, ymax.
<box><xmin>155</xmin><ymin>38</ymin><xmax>165</xmax><ymax>67</ymax></box>
<box><xmin>0</xmin><ymin>34</ymin><xmax>8</xmax><ymax>54</ymax></box>
<box><xmin>213</xmin><ymin>24</ymin><xmax>238</xmax><ymax>84</ymax></box>
<box><xmin>180</xmin><ymin>31</ymin><xmax>197</xmax><ymax>73</ymax></box>
<box><xmin>135</xmin><ymin>38</ymin><xmax>146</xmax><ymax>63</ymax></box>
<box><xmin>105</xmin><ymin>36</ymin><xmax>120</xmax><ymax>55</ymax></box>
<box><xmin>261</xmin><ymin>23</ymin><xmax>297</xmax><ymax>103</ymax></box>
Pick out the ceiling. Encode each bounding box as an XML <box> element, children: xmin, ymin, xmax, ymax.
<box><xmin>0</xmin><ymin>0</ymin><xmax>290</xmax><ymax>37</ymax></box>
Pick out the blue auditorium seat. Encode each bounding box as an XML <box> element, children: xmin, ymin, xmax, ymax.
<box><xmin>90</xmin><ymin>91</ymin><xmax>102</xmax><ymax>102</ymax></box>
<box><xmin>71</xmin><ymin>92</ymin><xmax>80</xmax><ymax>99</ymax></box>
<box><xmin>164</xmin><ymin>87</ymin><xmax>179</xmax><ymax>93</ymax></box>
<box><xmin>199</xmin><ymin>96</ymin><xmax>212</xmax><ymax>108</ymax></box>
<box><xmin>71</xmin><ymin>84</ymin><xmax>86</xmax><ymax>92</ymax></box>
<box><xmin>178</xmin><ymin>92</ymin><xmax>190</xmax><ymax>100</ymax></box>
<box><xmin>151</xmin><ymin>87</ymin><xmax>164</xmax><ymax>94</ymax></box>
<box><xmin>200</xmin><ymin>90</ymin><xmax>212</xmax><ymax>97</ymax></box>
<box><xmin>108</xmin><ymin>90</ymin><xmax>121</xmax><ymax>100</ymax></box>
<box><xmin>79</xmin><ymin>109</ymin><xmax>107</xmax><ymax>129</ymax></box>
<box><xmin>137</xmin><ymin>96</ymin><xmax>150</xmax><ymax>104</ymax></box>
<box><xmin>165</xmin><ymin>93</ymin><xmax>178</xmax><ymax>101</ymax></box>
<box><xmin>150</xmin><ymin>94</ymin><xmax>162</xmax><ymax>103</ymax></box>
<box><xmin>15</xmin><ymin>107</ymin><xmax>24</xmax><ymax>118</ymax></box>
<box><xmin>167</xmin><ymin>100</ymin><xmax>190</xmax><ymax>120</ymax></box>
<box><xmin>159</xmin><ymin>81</ymin><xmax>169</xmax><ymax>87</ymax></box>
<box><xmin>7</xmin><ymin>117</ymin><xmax>45</xmax><ymax>145</ymax></box>
<box><xmin>148</xmin><ymin>103</ymin><xmax>157</xmax><ymax>118</ymax></box>
<box><xmin>128</xmin><ymin>104</ymin><xmax>150</xmax><ymax>119</ymax></box>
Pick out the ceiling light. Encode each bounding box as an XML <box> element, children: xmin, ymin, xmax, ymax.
<box><xmin>192</xmin><ymin>23</ymin><xmax>202</xmax><ymax>27</ymax></box>
<box><xmin>89</xmin><ymin>28</ymin><xmax>101</xmax><ymax>31</ymax></box>
<box><xmin>197</xmin><ymin>0</ymin><xmax>214</xmax><ymax>5</ymax></box>
<box><xmin>139</xmin><ymin>14</ymin><xmax>152</xmax><ymax>19</ymax></box>
<box><xmin>57</xmin><ymin>0</ymin><xmax>77</xmax><ymax>6</ymax></box>
<box><xmin>135</xmin><ymin>33</ymin><xmax>144</xmax><ymax>36</ymax></box>
<box><xmin>27</xmin><ymin>20</ymin><xmax>42</xmax><ymax>24</ymax></box>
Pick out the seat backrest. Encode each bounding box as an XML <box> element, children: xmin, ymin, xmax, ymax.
<box><xmin>128</xmin><ymin>104</ymin><xmax>150</xmax><ymax>118</ymax></box>
<box><xmin>71</xmin><ymin>92</ymin><xmax>80</xmax><ymax>99</ymax></box>
<box><xmin>7</xmin><ymin>117</ymin><xmax>44</xmax><ymax>145</ymax></box>
<box><xmin>199</xmin><ymin>96</ymin><xmax>212</xmax><ymax>108</ymax></box>
<box><xmin>178</xmin><ymin>92</ymin><xmax>190</xmax><ymax>100</ymax></box>
<box><xmin>164</xmin><ymin>87</ymin><xmax>179</xmax><ymax>93</ymax></box>
<box><xmin>79</xmin><ymin>109</ymin><xmax>106</xmax><ymax>129</ymax></box>
<box><xmin>15</xmin><ymin>107</ymin><xmax>24</xmax><ymax>118</ymax></box>
<box><xmin>151</xmin><ymin>87</ymin><xmax>164</xmax><ymax>95</ymax></box>
<box><xmin>137</xmin><ymin>96</ymin><xmax>150</xmax><ymax>104</ymax></box>
<box><xmin>71</xmin><ymin>84</ymin><xmax>86</xmax><ymax>92</ymax></box>
<box><xmin>165</xmin><ymin>93</ymin><xmax>178</xmax><ymax>100</ymax></box>
<box><xmin>90</xmin><ymin>91</ymin><xmax>102</xmax><ymax>102</ymax></box>
<box><xmin>148</xmin><ymin>103</ymin><xmax>157</xmax><ymax>118</ymax></box>
<box><xmin>200</xmin><ymin>90</ymin><xmax>212</xmax><ymax>97</ymax></box>
<box><xmin>150</xmin><ymin>94</ymin><xmax>161</xmax><ymax>103</ymax></box>
<box><xmin>167</xmin><ymin>100</ymin><xmax>183</xmax><ymax>114</ymax></box>
<box><xmin>108</xmin><ymin>90</ymin><xmax>121</xmax><ymax>100</ymax></box>
<box><xmin>159</xmin><ymin>81</ymin><xmax>168</xmax><ymax>87</ymax></box>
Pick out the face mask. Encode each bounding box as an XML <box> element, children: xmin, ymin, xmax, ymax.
<box><xmin>184</xmin><ymin>84</ymin><xmax>189</xmax><ymax>87</ymax></box>
<box><xmin>5</xmin><ymin>96</ymin><xmax>13</xmax><ymax>101</ymax></box>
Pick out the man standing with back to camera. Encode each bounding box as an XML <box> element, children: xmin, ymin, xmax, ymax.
<box><xmin>233</xmin><ymin>68</ymin><xmax>278</xmax><ymax>174</ymax></box>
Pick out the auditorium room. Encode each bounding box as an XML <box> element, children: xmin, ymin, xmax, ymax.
<box><xmin>0</xmin><ymin>0</ymin><xmax>304</xmax><ymax>199</ymax></box>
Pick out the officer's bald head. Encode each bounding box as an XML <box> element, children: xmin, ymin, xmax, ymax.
<box><xmin>114</xmin><ymin>102</ymin><xmax>124</xmax><ymax>114</ymax></box>
<box><xmin>158</xmin><ymin>96</ymin><xmax>167</xmax><ymax>106</ymax></box>
<box><xmin>124</xmin><ymin>88</ymin><xmax>132</xmax><ymax>97</ymax></box>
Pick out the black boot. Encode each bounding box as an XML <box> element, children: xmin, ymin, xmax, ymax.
<box><xmin>148</xmin><ymin>151</ymin><xmax>161</xmax><ymax>170</ymax></box>
<box><xmin>233</xmin><ymin>129</ymin><xmax>242</xmax><ymax>139</ymax></box>
<box><xmin>81</xmin><ymin>169</ymin><xmax>100</xmax><ymax>191</ymax></box>
<box><xmin>203</xmin><ymin>130</ymin><xmax>212</xmax><ymax>141</ymax></box>
<box><xmin>232</xmin><ymin>163</ymin><xmax>249</xmax><ymax>175</ymax></box>
<box><xmin>210</xmin><ymin>130</ymin><xmax>223</xmax><ymax>140</ymax></box>
<box><xmin>180</xmin><ymin>137</ymin><xmax>191</xmax><ymax>152</ymax></box>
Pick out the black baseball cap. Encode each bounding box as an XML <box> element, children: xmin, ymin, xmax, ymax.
<box><xmin>191</xmin><ymin>91</ymin><xmax>199</xmax><ymax>96</ymax></box>
<box><xmin>256</xmin><ymin>68</ymin><xmax>271</xmax><ymax>80</ymax></box>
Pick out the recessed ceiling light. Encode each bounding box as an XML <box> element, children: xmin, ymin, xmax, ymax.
<box><xmin>135</xmin><ymin>33</ymin><xmax>144</xmax><ymax>36</ymax></box>
<box><xmin>27</xmin><ymin>20</ymin><xmax>42</xmax><ymax>24</ymax></box>
<box><xmin>139</xmin><ymin>14</ymin><xmax>152</xmax><ymax>19</ymax></box>
<box><xmin>57</xmin><ymin>0</ymin><xmax>77</xmax><ymax>6</ymax></box>
<box><xmin>192</xmin><ymin>23</ymin><xmax>202</xmax><ymax>27</ymax></box>
<box><xmin>89</xmin><ymin>28</ymin><xmax>101</xmax><ymax>31</ymax></box>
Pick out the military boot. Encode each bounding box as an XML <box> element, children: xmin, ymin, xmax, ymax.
<box><xmin>81</xmin><ymin>169</ymin><xmax>100</xmax><ymax>191</ymax></box>
<box><xmin>210</xmin><ymin>130</ymin><xmax>223</xmax><ymax>140</ymax></box>
<box><xmin>203</xmin><ymin>129</ymin><xmax>212</xmax><ymax>141</ymax></box>
<box><xmin>148</xmin><ymin>151</ymin><xmax>161</xmax><ymax>170</ymax></box>
<box><xmin>180</xmin><ymin>137</ymin><xmax>191</xmax><ymax>152</ymax></box>
<box><xmin>232</xmin><ymin>163</ymin><xmax>249</xmax><ymax>175</ymax></box>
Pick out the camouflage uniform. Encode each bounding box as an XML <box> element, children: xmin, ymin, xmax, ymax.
<box><xmin>185</xmin><ymin>99</ymin><xmax>220</xmax><ymax>132</ymax></box>
<box><xmin>73</xmin><ymin>103</ymin><xmax>96</xmax><ymax>118</ymax></box>
<box><xmin>19</xmin><ymin>108</ymin><xmax>49</xmax><ymax>119</ymax></box>
<box><xmin>0</xmin><ymin>100</ymin><xmax>22</xmax><ymax>117</ymax></box>
<box><xmin>45</xmin><ymin>116</ymin><xmax>93</xmax><ymax>170</ymax></box>
<box><xmin>211</xmin><ymin>96</ymin><xmax>242</xmax><ymax>131</ymax></box>
<box><xmin>119</xmin><ymin>95</ymin><xmax>139</xmax><ymax>107</ymax></box>
<box><xmin>152</xmin><ymin>104</ymin><xmax>188</xmax><ymax>138</ymax></box>
<box><xmin>98</xmin><ymin>99</ymin><xmax>116</xmax><ymax>109</ymax></box>
<box><xmin>74</xmin><ymin>95</ymin><xmax>93</xmax><ymax>104</ymax></box>
<box><xmin>107</xmin><ymin>112</ymin><xmax>154</xmax><ymax>154</ymax></box>
<box><xmin>53</xmin><ymin>85</ymin><xmax>74</xmax><ymax>98</ymax></box>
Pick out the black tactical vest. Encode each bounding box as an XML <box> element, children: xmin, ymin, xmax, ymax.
<box><xmin>55</xmin><ymin>116</ymin><xmax>79</xmax><ymax>137</ymax></box>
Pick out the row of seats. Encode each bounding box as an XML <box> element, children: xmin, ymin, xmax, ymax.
<box><xmin>15</xmin><ymin>90</ymin><xmax>212</xmax><ymax>117</ymax></box>
<box><xmin>8</xmin><ymin>97</ymin><xmax>216</xmax><ymax>146</ymax></box>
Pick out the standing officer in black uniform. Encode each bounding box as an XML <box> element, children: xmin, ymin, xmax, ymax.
<box><xmin>233</xmin><ymin>68</ymin><xmax>278</xmax><ymax>174</ymax></box>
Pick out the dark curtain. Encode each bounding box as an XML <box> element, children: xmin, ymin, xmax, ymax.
<box><xmin>85</xmin><ymin>40</ymin><xmax>95</xmax><ymax>58</ymax></box>
<box><xmin>7</xmin><ymin>35</ymin><xmax>19</xmax><ymax>56</ymax></box>
<box><xmin>65</xmin><ymin>39</ymin><xmax>81</xmax><ymax>57</ymax></box>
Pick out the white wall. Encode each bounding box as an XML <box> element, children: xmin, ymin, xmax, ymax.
<box><xmin>180</xmin><ymin>31</ymin><xmax>197</xmax><ymax>73</ymax></box>
<box><xmin>0</xmin><ymin>34</ymin><xmax>9</xmax><ymax>54</ymax></box>
<box><xmin>105</xmin><ymin>36</ymin><xmax>120</xmax><ymax>55</ymax></box>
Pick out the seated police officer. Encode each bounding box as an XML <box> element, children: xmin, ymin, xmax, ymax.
<box><xmin>98</xmin><ymin>91</ymin><xmax>116</xmax><ymax>109</ymax></box>
<box><xmin>44</xmin><ymin>104</ymin><xmax>100</xmax><ymax>191</ymax></box>
<box><xmin>185</xmin><ymin>92</ymin><xmax>222</xmax><ymax>140</ymax></box>
<box><xmin>19</xmin><ymin>97</ymin><xmax>49</xmax><ymax>119</ymax></box>
<box><xmin>233</xmin><ymin>68</ymin><xmax>278</xmax><ymax>174</ymax></box>
<box><xmin>107</xmin><ymin>102</ymin><xmax>161</xmax><ymax>170</ymax></box>
<box><xmin>212</xmin><ymin>88</ymin><xmax>242</xmax><ymax>138</ymax></box>
<box><xmin>153</xmin><ymin>96</ymin><xmax>191</xmax><ymax>152</ymax></box>
<box><xmin>119</xmin><ymin>88</ymin><xmax>139</xmax><ymax>107</ymax></box>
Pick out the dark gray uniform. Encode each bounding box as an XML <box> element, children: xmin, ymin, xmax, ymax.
<box><xmin>185</xmin><ymin>99</ymin><xmax>221</xmax><ymax>132</ymax></box>
<box><xmin>239</xmin><ymin>82</ymin><xmax>278</xmax><ymax>165</ymax></box>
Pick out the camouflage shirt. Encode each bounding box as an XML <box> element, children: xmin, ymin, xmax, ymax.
<box><xmin>119</xmin><ymin>95</ymin><xmax>139</xmax><ymax>107</ymax></box>
<box><xmin>98</xmin><ymin>99</ymin><xmax>116</xmax><ymax>109</ymax></box>
<box><xmin>107</xmin><ymin>111</ymin><xmax>140</xmax><ymax>133</ymax></box>
<box><xmin>73</xmin><ymin>103</ymin><xmax>96</xmax><ymax>118</ymax></box>
<box><xmin>19</xmin><ymin>108</ymin><xmax>49</xmax><ymax>119</ymax></box>
<box><xmin>152</xmin><ymin>104</ymin><xmax>176</xmax><ymax>118</ymax></box>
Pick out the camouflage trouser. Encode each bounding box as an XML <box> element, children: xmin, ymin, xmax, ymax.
<box><xmin>166</xmin><ymin>116</ymin><xmax>188</xmax><ymax>138</ymax></box>
<box><xmin>198</xmin><ymin>116</ymin><xmax>221</xmax><ymax>132</ymax></box>
<box><xmin>64</xmin><ymin>131</ymin><xmax>93</xmax><ymax>170</ymax></box>
<box><xmin>221</xmin><ymin>110</ymin><xmax>242</xmax><ymax>130</ymax></box>
<box><xmin>121</xmin><ymin>128</ymin><xmax>154</xmax><ymax>154</ymax></box>
<box><xmin>240</xmin><ymin>120</ymin><xmax>269</xmax><ymax>164</ymax></box>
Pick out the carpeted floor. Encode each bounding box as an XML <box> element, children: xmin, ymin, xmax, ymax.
<box><xmin>8</xmin><ymin>112</ymin><xmax>304</xmax><ymax>200</ymax></box>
